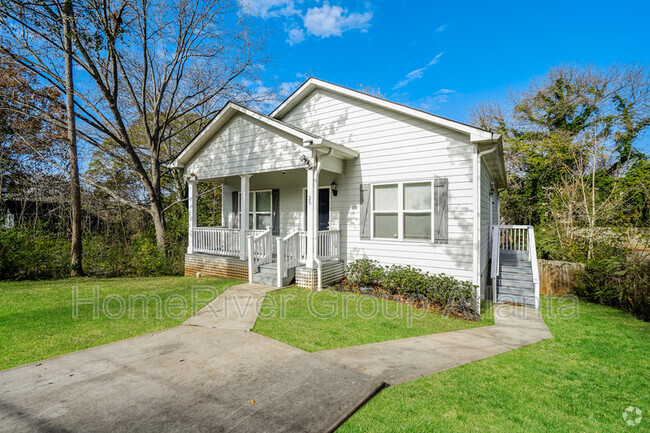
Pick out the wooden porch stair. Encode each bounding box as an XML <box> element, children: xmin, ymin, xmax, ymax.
<box><xmin>491</xmin><ymin>225</ymin><xmax>540</xmax><ymax>308</ymax></box>
<box><xmin>496</xmin><ymin>252</ymin><xmax>536</xmax><ymax>307</ymax></box>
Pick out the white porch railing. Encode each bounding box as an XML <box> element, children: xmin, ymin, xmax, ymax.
<box><xmin>248</xmin><ymin>227</ymin><xmax>273</xmax><ymax>283</ymax></box>
<box><xmin>275</xmin><ymin>230</ymin><xmax>340</xmax><ymax>287</ymax></box>
<box><xmin>193</xmin><ymin>227</ymin><xmax>240</xmax><ymax>256</ymax></box>
<box><xmin>491</xmin><ymin>225</ymin><xmax>540</xmax><ymax>308</ymax></box>
<box><xmin>528</xmin><ymin>227</ymin><xmax>540</xmax><ymax>308</ymax></box>
<box><xmin>192</xmin><ymin>227</ymin><xmax>264</xmax><ymax>256</ymax></box>
<box><xmin>317</xmin><ymin>229</ymin><xmax>340</xmax><ymax>261</ymax></box>
<box><xmin>498</xmin><ymin>225</ymin><xmax>530</xmax><ymax>255</ymax></box>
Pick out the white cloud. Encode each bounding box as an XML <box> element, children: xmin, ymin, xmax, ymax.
<box><xmin>238</xmin><ymin>0</ymin><xmax>298</xmax><ymax>18</ymax></box>
<box><xmin>240</xmin><ymin>0</ymin><xmax>372</xmax><ymax>45</ymax></box>
<box><xmin>393</xmin><ymin>51</ymin><xmax>445</xmax><ymax>89</ymax></box>
<box><xmin>417</xmin><ymin>89</ymin><xmax>456</xmax><ymax>111</ymax></box>
<box><xmin>428</xmin><ymin>51</ymin><xmax>444</xmax><ymax>66</ymax></box>
<box><xmin>302</xmin><ymin>2</ymin><xmax>372</xmax><ymax>38</ymax></box>
<box><xmin>279</xmin><ymin>81</ymin><xmax>301</xmax><ymax>97</ymax></box>
<box><xmin>435</xmin><ymin>24</ymin><xmax>447</xmax><ymax>32</ymax></box>
<box><xmin>286</xmin><ymin>26</ymin><xmax>305</xmax><ymax>45</ymax></box>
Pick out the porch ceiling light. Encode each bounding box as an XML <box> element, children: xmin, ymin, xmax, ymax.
<box><xmin>331</xmin><ymin>181</ymin><xmax>338</xmax><ymax>196</ymax></box>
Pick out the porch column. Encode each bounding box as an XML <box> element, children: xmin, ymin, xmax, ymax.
<box><xmin>239</xmin><ymin>174</ymin><xmax>251</xmax><ymax>260</ymax></box>
<box><xmin>305</xmin><ymin>158</ymin><xmax>320</xmax><ymax>269</ymax></box>
<box><xmin>187</xmin><ymin>176</ymin><xmax>197</xmax><ymax>254</ymax></box>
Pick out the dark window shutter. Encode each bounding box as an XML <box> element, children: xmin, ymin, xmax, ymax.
<box><xmin>434</xmin><ymin>178</ymin><xmax>448</xmax><ymax>244</ymax></box>
<box><xmin>231</xmin><ymin>191</ymin><xmax>239</xmax><ymax>228</ymax></box>
<box><xmin>360</xmin><ymin>184</ymin><xmax>370</xmax><ymax>239</ymax></box>
<box><xmin>272</xmin><ymin>189</ymin><xmax>280</xmax><ymax>236</ymax></box>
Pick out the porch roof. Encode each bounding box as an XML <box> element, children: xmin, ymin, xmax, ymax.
<box><xmin>170</xmin><ymin>102</ymin><xmax>358</xmax><ymax>170</ymax></box>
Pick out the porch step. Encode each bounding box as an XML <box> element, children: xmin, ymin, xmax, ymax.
<box><xmin>499</xmin><ymin>258</ymin><xmax>532</xmax><ymax>268</ymax></box>
<box><xmin>497</xmin><ymin>292</ymin><xmax>536</xmax><ymax>307</ymax></box>
<box><xmin>497</xmin><ymin>255</ymin><xmax>535</xmax><ymax>306</ymax></box>
<box><xmin>499</xmin><ymin>266</ymin><xmax>533</xmax><ymax>279</ymax></box>
<box><xmin>500</xmin><ymin>251</ymin><xmax>530</xmax><ymax>261</ymax></box>
<box><xmin>497</xmin><ymin>279</ymin><xmax>535</xmax><ymax>291</ymax></box>
<box><xmin>252</xmin><ymin>262</ymin><xmax>295</xmax><ymax>287</ymax></box>
<box><xmin>497</xmin><ymin>284</ymin><xmax>535</xmax><ymax>296</ymax></box>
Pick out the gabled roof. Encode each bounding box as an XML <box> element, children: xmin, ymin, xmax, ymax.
<box><xmin>270</xmin><ymin>78</ymin><xmax>497</xmax><ymax>143</ymax></box>
<box><xmin>170</xmin><ymin>102</ymin><xmax>358</xmax><ymax>169</ymax></box>
<box><xmin>271</xmin><ymin>77</ymin><xmax>507</xmax><ymax>187</ymax></box>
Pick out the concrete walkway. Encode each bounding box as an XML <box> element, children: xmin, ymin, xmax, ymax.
<box><xmin>0</xmin><ymin>283</ymin><xmax>552</xmax><ymax>432</ymax></box>
<box><xmin>183</xmin><ymin>283</ymin><xmax>278</xmax><ymax>330</ymax></box>
<box><xmin>314</xmin><ymin>303</ymin><xmax>553</xmax><ymax>385</ymax></box>
<box><xmin>0</xmin><ymin>283</ymin><xmax>384</xmax><ymax>433</ymax></box>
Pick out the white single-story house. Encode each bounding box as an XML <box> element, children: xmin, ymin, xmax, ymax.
<box><xmin>171</xmin><ymin>78</ymin><xmax>540</xmax><ymax>311</ymax></box>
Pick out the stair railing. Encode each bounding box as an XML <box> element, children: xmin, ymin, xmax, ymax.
<box><xmin>276</xmin><ymin>230</ymin><xmax>304</xmax><ymax>287</ymax></box>
<box><xmin>492</xmin><ymin>224</ymin><xmax>541</xmax><ymax>308</ymax></box>
<box><xmin>527</xmin><ymin>227</ymin><xmax>540</xmax><ymax>308</ymax></box>
<box><xmin>248</xmin><ymin>226</ymin><xmax>272</xmax><ymax>283</ymax></box>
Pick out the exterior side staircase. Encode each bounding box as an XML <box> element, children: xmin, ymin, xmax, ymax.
<box><xmin>497</xmin><ymin>252</ymin><xmax>536</xmax><ymax>307</ymax></box>
<box><xmin>491</xmin><ymin>225</ymin><xmax>540</xmax><ymax>308</ymax></box>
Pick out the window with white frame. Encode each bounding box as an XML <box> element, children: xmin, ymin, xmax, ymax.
<box><xmin>372</xmin><ymin>182</ymin><xmax>432</xmax><ymax>240</ymax></box>
<box><xmin>238</xmin><ymin>190</ymin><xmax>272</xmax><ymax>230</ymax></box>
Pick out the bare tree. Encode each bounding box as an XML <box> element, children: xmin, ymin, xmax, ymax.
<box><xmin>545</xmin><ymin>132</ymin><xmax>625</xmax><ymax>260</ymax></box>
<box><xmin>63</xmin><ymin>0</ymin><xmax>83</xmax><ymax>275</ymax></box>
<box><xmin>0</xmin><ymin>0</ymin><xmax>268</xmax><ymax>252</ymax></box>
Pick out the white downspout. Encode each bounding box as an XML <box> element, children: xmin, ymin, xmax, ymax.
<box><xmin>475</xmin><ymin>135</ymin><xmax>498</xmax><ymax>314</ymax></box>
<box><xmin>186</xmin><ymin>175</ymin><xmax>197</xmax><ymax>254</ymax></box>
<box><xmin>311</xmin><ymin>147</ymin><xmax>335</xmax><ymax>290</ymax></box>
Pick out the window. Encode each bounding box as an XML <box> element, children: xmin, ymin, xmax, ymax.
<box><xmin>373</xmin><ymin>184</ymin><xmax>398</xmax><ymax>238</ymax></box>
<box><xmin>372</xmin><ymin>182</ymin><xmax>432</xmax><ymax>241</ymax></box>
<box><xmin>403</xmin><ymin>182</ymin><xmax>431</xmax><ymax>240</ymax></box>
<box><xmin>238</xmin><ymin>190</ymin><xmax>272</xmax><ymax>230</ymax></box>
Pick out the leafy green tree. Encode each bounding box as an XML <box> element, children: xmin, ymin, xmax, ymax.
<box><xmin>471</xmin><ymin>64</ymin><xmax>650</xmax><ymax>261</ymax></box>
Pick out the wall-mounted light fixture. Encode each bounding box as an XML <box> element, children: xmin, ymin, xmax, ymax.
<box><xmin>331</xmin><ymin>181</ymin><xmax>338</xmax><ymax>197</ymax></box>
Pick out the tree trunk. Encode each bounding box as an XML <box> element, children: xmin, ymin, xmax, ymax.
<box><xmin>150</xmin><ymin>199</ymin><xmax>166</xmax><ymax>253</ymax></box>
<box><xmin>149</xmin><ymin>150</ymin><xmax>167</xmax><ymax>253</ymax></box>
<box><xmin>64</xmin><ymin>0</ymin><xmax>83</xmax><ymax>276</ymax></box>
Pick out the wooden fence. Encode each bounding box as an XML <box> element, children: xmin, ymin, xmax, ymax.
<box><xmin>538</xmin><ymin>259</ymin><xmax>584</xmax><ymax>296</ymax></box>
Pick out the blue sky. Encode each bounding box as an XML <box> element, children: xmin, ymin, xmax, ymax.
<box><xmin>241</xmin><ymin>0</ymin><xmax>650</xmax><ymax>127</ymax></box>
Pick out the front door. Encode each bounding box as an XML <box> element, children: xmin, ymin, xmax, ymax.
<box><xmin>304</xmin><ymin>188</ymin><xmax>330</xmax><ymax>231</ymax></box>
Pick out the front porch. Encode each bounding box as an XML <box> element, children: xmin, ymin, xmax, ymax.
<box><xmin>170</xmin><ymin>101</ymin><xmax>358</xmax><ymax>289</ymax></box>
<box><xmin>185</xmin><ymin>226</ymin><xmax>344</xmax><ymax>289</ymax></box>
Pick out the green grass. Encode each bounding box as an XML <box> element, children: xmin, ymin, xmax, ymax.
<box><xmin>0</xmin><ymin>276</ymin><xmax>240</xmax><ymax>370</ymax></box>
<box><xmin>253</xmin><ymin>286</ymin><xmax>494</xmax><ymax>352</ymax></box>
<box><xmin>338</xmin><ymin>295</ymin><xmax>650</xmax><ymax>432</ymax></box>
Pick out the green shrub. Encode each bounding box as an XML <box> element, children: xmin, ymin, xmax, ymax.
<box><xmin>346</xmin><ymin>258</ymin><xmax>385</xmax><ymax>287</ymax></box>
<box><xmin>343</xmin><ymin>259</ymin><xmax>478</xmax><ymax>318</ymax></box>
<box><xmin>575</xmin><ymin>257</ymin><xmax>650</xmax><ymax>321</ymax></box>
<box><xmin>0</xmin><ymin>229</ymin><xmax>70</xmax><ymax>280</ymax></box>
<box><xmin>0</xmin><ymin>229</ymin><xmax>185</xmax><ymax>280</ymax></box>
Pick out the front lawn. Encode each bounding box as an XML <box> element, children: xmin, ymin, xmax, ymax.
<box><xmin>338</xmin><ymin>295</ymin><xmax>650</xmax><ymax>432</ymax></box>
<box><xmin>253</xmin><ymin>286</ymin><xmax>494</xmax><ymax>352</ymax></box>
<box><xmin>0</xmin><ymin>276</ymin><xmax>240</xmax><ymax>370</ymax></box>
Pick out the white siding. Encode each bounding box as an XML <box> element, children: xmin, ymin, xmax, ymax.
<box><xmin>281</xmin><ymin>89</ymin><xmax>477</xmax><ymax>281</ymax></box>
<box><xmin>185</xmin><ymin>113</ymin><xmax>309</xmax><ymax>179</ymax></box>
<box><xmin>479</xmin><ymin>160</ymin><xmax>493</xmax><ymax>298</ymax></box>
